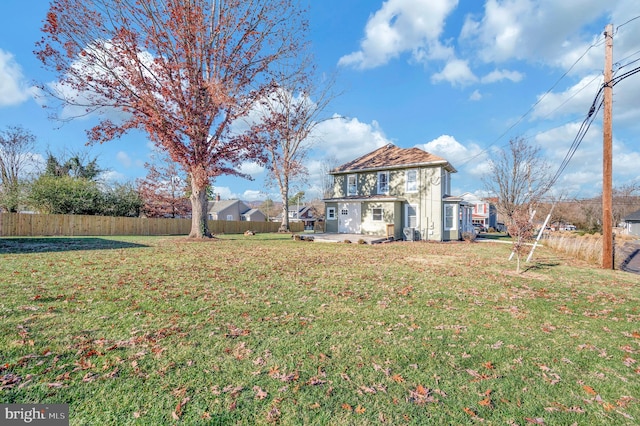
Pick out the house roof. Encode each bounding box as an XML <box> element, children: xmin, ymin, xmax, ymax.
<box><xmin>242</xmin><ymin>208</ymin><xmax>263</xmax><ymax>217</ymax></box>
<box><xmin>624</xmin><ymin>208</ymin><xmax>640</xmax><ymax>222</ymax></box>
<box><xmin>330</xmin><ymin>143</ymin><xmax>456</xmax><ymax>174</ymax></box>
<box><xmin>207</xmin><ymin>199</ymin><xmax>247</xmax><ymax>213</ymax></box>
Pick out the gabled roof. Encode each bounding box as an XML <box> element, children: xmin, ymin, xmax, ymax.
<box><xmin>207</xmin><ymin>199</ymin><xmax>248</xmax><ymax>214</ymax></box>
<box><xmin>624</xmin><ymin>208</ymin><xmax>640</xmax><ymax>222</ymax></box>
<box><xmin>330</xmin><ymin>143</ymin><xmax>456</xmax><ymax>174</ymax></box>
<box><xmin>242</xmin><ymin>208</ymin><xmax>263</xmax><ymax>217</ymax></box>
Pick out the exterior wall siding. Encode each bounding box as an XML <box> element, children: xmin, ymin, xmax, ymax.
<box><xmin>327</xmin><ymin>165</ymin><xmax>459</xmax><ymax>241</ymax></box>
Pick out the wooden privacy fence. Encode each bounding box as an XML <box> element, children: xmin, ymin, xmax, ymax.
<box><xmin>0</xmin><ymin>213</ymin><xmax>303</xmax><ymax>237</ymax></box>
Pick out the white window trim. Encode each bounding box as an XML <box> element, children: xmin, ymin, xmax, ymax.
<box><xmin>347</xmin><ymin>174</ymin><xmax>357</xmax><ymax>196</ymax></box>
<box><xmin>327</xmin><ymin>207</ymin><xmax>336</xmax><ymax>220</ymax></box>
<box><xmin>226</xmin><ymin>214</ymin><xmax>234</xmax><ymax>221</ymax></box>
<box><xmin>372</xmin><ymin>207</ymin><xmax>383</xmax><ymax>221</ymax></box>
<box><xmin>405</xmin><ymin>169</ymin><xmax>418</xmax><ymax>193</ymax></box>
<box><xmin>444</xmin><ymin>204</ymin><xmax>456</xmax><ymax>231</ymax></box>
<box><xmin>377</xmin><ymin>171</ymin><xmax>389</xmax><ymax>194</ymax></box>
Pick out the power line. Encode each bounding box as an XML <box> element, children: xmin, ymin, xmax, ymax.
<box><xmin>456</xmin><ymin>35</ymin><xmax>605</xmax><ymax>167</ymax></box>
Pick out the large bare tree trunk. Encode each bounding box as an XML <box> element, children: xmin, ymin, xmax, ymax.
<box><xmin>189</xmin><ymin>178</ymin><xmax>211</xmax><ymax>238</ymax></box>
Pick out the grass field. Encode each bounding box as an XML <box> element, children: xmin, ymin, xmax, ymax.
<box><xmin>1</xmin><ymin>234</ymin><xmax>639</xmax><ymax>425</ymax></box>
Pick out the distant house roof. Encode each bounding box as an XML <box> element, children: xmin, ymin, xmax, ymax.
<box><xmin>624</xmin><ymin>209</ymin><xmax>640</xmax><ymax>222</ymax></box>
<box><xmin>330</xmin><ymin>143</ymin><xmax>456</xmax><ymax>174</ymax></box>
<box><xmin>208</xmin><ymin>199</ymin><xmax>245</xmax><ymax>213</ymax></box>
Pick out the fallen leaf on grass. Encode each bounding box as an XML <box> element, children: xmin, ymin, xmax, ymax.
<box><xmin>391</xmin><ymin>374</ymin><xmax>404</xmax><ymax>383</ymax></box>
<box><xmin>342</xmin><ymin>403</ymin><xmax>352</xmax><ymax>411</ymax></box>
<box><xmin>582</xmin><ymin>385</ymin><xmax>597</xmax><ymax>395</ymax></box>
<box><xmin>171</xmin><ymin>396</ymin><xmax>190</xmax><ymax>420</ymax></box>
<box><xmin>253</xmin><ymin>386</ymin><xmax>268</xmax><ymax>400</ymax></box>
<box><xmin>478</xmin><ymin>397</ymin><xmax>492</xmax><ymax>407</ymax></box>
<box><xmin>525</xmin><ymin>417</ymin><xmax>545</xmax><ymax>424</ymax></box>
<box><xmin>355</xmin><ymin>405</ymin><xmax>366</xmax><ymax>414</ymax></box>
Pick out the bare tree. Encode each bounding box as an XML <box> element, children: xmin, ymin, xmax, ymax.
<box><xmin>484</xmin><ymin>137</ymin><xmax>550</xmax><ymax>271</ymax></box>
<box><xmin>247</xmin><ymin>59</ymin><xmax>337</xmax><ymax>232</ymax></box>
<box><xmin>0</xmin><ymin>126</ymin><xmax>37</xmax><ymax>212</ymax></box>
<box><xmin>320</xmin><ymin>155</ymin><xmax>339</xmax><ymax>199</ymax></box>
<box><xmin>483</xmin><ymin>137</ymin><xmax>550</xmax><ymax>224</ymax></box>
<box><xmin>36</xmin><ymin>0</ymin><xmax>307</xmax><ymax>237</ymax></box>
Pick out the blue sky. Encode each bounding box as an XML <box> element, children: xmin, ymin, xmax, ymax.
<box><xmin>1</xmin><ymin>0</ymin><xmax>639</xmax><ymax>202</ymax></box>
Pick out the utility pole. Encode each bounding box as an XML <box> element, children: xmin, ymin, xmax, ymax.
<box><xmin>602</xmin><ymin>23</ymin><xmax>613</xmax><ymax>269</ymax></box>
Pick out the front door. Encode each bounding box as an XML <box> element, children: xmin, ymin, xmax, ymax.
<box><xmin>338</xmin><ymin>203</ymin><xmax>361</xmax><ymax>233</ymax></box>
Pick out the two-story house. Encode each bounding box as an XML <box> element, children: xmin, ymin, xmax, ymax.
<box><xmin>323</xmin><ymin>144</ymin><xmax>472</xmax><ymax>241</ymax></box>
<box><xmin>460</xmin><ymin>192</ymin><xmax>498</xmax><ymax>230</ymax></box>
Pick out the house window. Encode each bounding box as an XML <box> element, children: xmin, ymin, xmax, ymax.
<box><xmin>406</xmin><ymin>204</ymin><xmax>417</xmax><ymax>228</ymax></box>
<box><xmin>347</xmin><ymin>174</ymin><xmax>357</xmax><ymax>196</ymax></box>
<box><xmin>444</xmin><ymin>204</ymin><xmax>455</xmax><ymax>230</ymax></box>
<box><xmin>372</xmin><ymin>208</ymin><xmax>383</xmax><ymax>221</ymax></box>
<box><xmin>377</xmin><ymin>171</ymin><xmax>389</xmax><ymax>194</ymax></box>
<box><xmin>327</xmin><ymin>207</ymin><xmax>336</xmax><ymax>220</ymax></box>
<box><xmin>405</xmin><ymin>170</ymin><xmax>417</xmax><ymax>192</ymax></box>
<box><xmin>341</xmin><ymin>208</ymin><xmax>348</xmax><ymax>216</ymax></box>
<box><xmin>443</xmin><ymin>170</ymin><xmax>450</xmax><ymax>194</ymax></box>
<box><xmin>226</xmin><ymin>214</ymin><xmax>233</xmax><ymax>221</ymax></box>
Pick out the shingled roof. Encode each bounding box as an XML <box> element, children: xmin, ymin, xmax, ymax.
<box><xmin>624</xmin><ymin>209</ymin><xmax>640</xmax><ymax>222</ymax></box>
<box><xmin>330</xmin><ymin>144</ymin><xmax>455</xmax><ymax>174</ymax></box>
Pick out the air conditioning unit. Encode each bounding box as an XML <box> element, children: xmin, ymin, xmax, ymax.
<box><xmin>403</xmin><ymin>227</ymin><xmax>415</xmax><ymax>241</ymax></box>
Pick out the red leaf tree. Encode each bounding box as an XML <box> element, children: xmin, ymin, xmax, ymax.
<box><xmin>36</xmin><ymin>0</ymin><xmax>307</xmax><ymax>237</ymax></box>
<box><xmin>136</xmin><ymin>154</ymin><xmax>191</xmax><ymax>218</ymax></box>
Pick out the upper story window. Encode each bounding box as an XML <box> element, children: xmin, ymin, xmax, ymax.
<box><xmin>405</xmin><ymin>169</ymin><xmax>418</xmax><ymax>193</ymax></box>
<box><xmin>443</xmin><ymin>170</ymin><xmax>450</xmax><ymax>194</ymax></box>
<box><xmin>377</xmin><ymin>171</ymin><xmax>389</xmax><ymax>194</ymax></box>
<box><xmin>347</xmin><ymin>174</ymin><xmax>357</xmax><ymax>196</ymax></box>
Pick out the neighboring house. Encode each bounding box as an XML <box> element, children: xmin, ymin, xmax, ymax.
<box><xmin>460</xmin><ymin>192</ymin><xmax>497</xmax><ymax>230</ymax></box>
<box><xmin>323</xmin><ymin>144</ymin><xmax>473</xmax><ymax>241</ymax></box>
<box><xmin>288</xmin><ymin>205</ymin><xmax>317</xmax><ymax>231</ymax></box>
<box><xmin>623</xmin><ymin>209</ymin><xmax>640</xmax><ymax>237</ymax></box>
<box><xmin>207</xmin><ymin>200</ymin><xmax>266</xmax><ymax>222</ymax></box>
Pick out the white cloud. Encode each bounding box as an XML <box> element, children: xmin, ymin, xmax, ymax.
<box><xmin>241</xmin><ymin>189</ymin><xmax>264</xmax><ymax>201</ymax></box>
<box><xmin>116</xmin><ymin>151</ymin><xmax>132</xmax><ymax>168</ymax></box>
<box><xmin>531</xmin><ymin>74</ymin><xmax>602</xmax><ymax>120</ymax></box>
<box><xmin>431</xmin><ymin>58</ymin><xmax>477</xmax><ymax>86</ymax></box>
<box><xmin>419</xmin><ymin>134</ymin><xmax>485</xmax><ymax>170</ymax></box>
<box><xmin>310</xmin><ymin>115</ymin><xmax>392</xmax><ymax>164</ymax></box>
<box><xmin>469</xmin><ymin>89</ymin><xmax>482</xmax><ymax>101</ymax></box>
<box><xmin>460</xmin><ymin>0</ymin><xmax>611</xmax><ymax>66</ymax></box>
<box><xmin>338</xmin><ymin>0</ymin><xmax>459</xmax><ymax>69</ymax></box>
<box><xmin>237</xmin><ymin>161</ymin><xmax>265</xmax><ymax>177</ymax></box>
<box><xmin>480</xmin><ymin>69</ymin><xmax>524</xmax><ymax>84</ymax></box>
<box><xmin>0</xmin><ymin>49</ymin><xmax>31</xmax><ymax>107</ymax></box>
<box><xmin>99</xmin><ymin>170</ymin><xmax>126</xmax><ymax>183</ymax></box>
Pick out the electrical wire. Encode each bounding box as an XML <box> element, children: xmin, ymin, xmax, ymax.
<box><xmin>455</xmin><ymin>36</ymin><xmax>605</xmax><ymax>168</ymax></box>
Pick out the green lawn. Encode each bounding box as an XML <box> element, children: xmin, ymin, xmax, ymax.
<box><xmin>1</xmin><ymin>235</ymin><xmax>638</xmax><ymax>425</ymax></box>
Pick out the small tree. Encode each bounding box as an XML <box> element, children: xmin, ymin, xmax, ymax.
<box><xmin>0</xmin><ymin>126</ymin><xmax>37</xmax><ymax>212</ymax></box>
<box><xmin>137</xmin><ymin>155</ymin><xmax>191</xmax><ymax>218</ymax></box>
<box><xmin>483</xmin><ymin>137</ymin><xmax>550</xmax><ymax>224</ymax></box>
<box><xmin>248</xmin><ymin>59</ymin><xmax>336</xmax><ymax>232</ymax></box>
<box><xmin>507</xmin><ymin>207</ymin><xmax>535</xmax><ymax>273</ymax></box>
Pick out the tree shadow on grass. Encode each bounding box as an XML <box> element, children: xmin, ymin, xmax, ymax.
<box><xmin>0</xmin><ymin>237</ymin><xmax>148</xmax><ymax>254</ymax></box>
<box><xmin>523</xmin><ymin>257</ymin><xmax>562</xmax><ymax>273</ymax></box>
